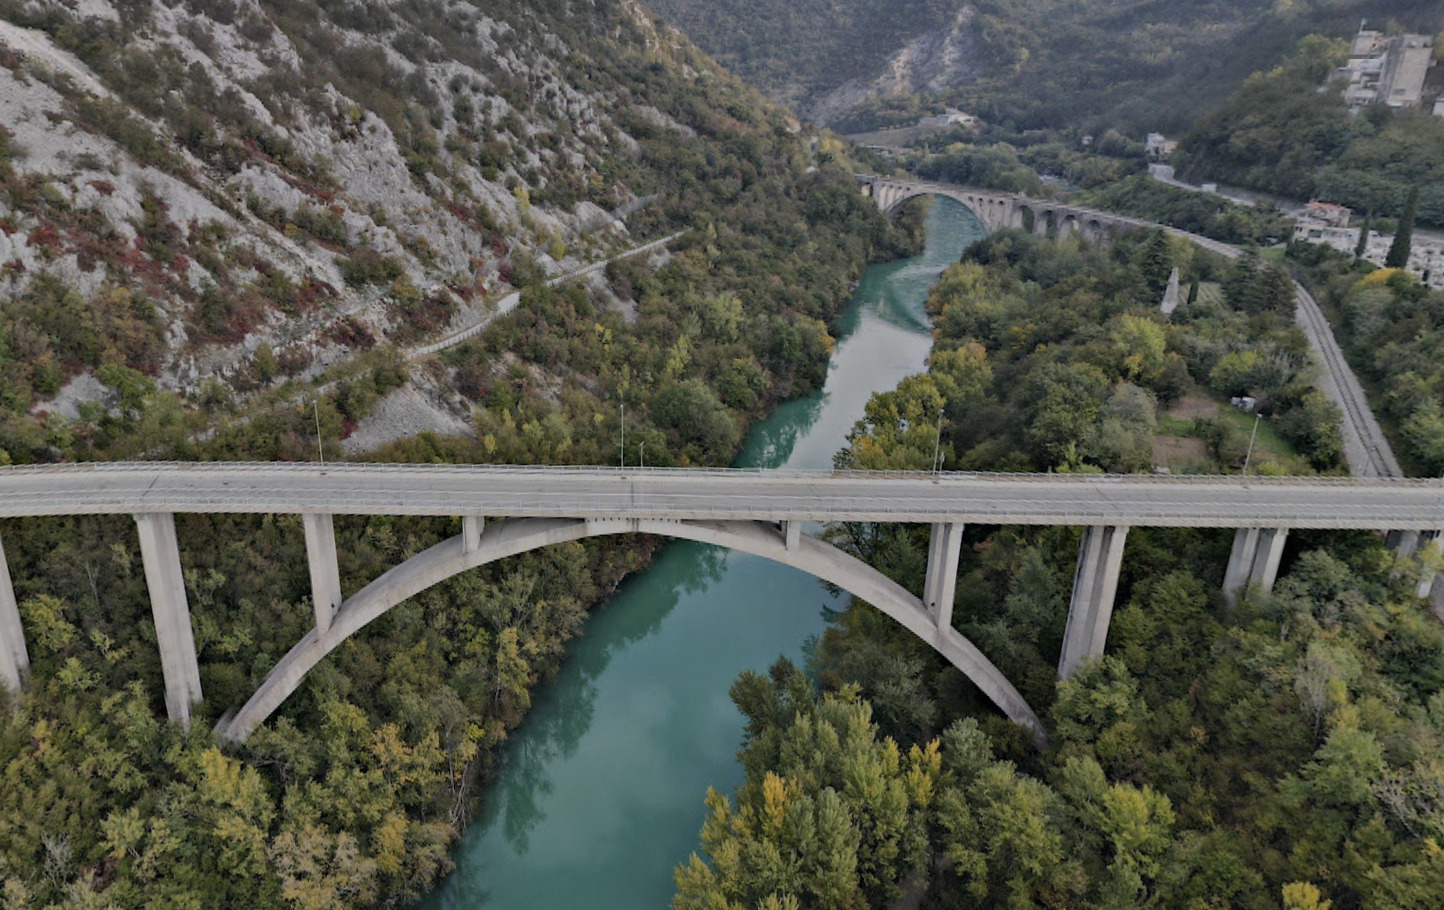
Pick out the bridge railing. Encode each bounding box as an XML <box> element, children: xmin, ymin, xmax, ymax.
<box><xmin>0</xmin><ymin>460</ymin><xmax>1439</xmax><ymax>486</ymax></box>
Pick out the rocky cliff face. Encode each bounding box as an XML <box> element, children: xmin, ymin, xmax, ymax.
<box><xmin>0</xmin><ymin>0</ymin><xmax>724</xmax><ymax>405</ymax></box>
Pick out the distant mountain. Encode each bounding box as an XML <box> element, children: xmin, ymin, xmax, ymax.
<box><xmin>643</xmin><ymin>0</ymin><xmax>1443</xmax><ymax>134</ymax></box>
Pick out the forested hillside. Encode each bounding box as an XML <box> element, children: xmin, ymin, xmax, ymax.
<box><xmin>677</xmin><ymin>231</ymin><xmax>1444</xmax><ymax>910</ymax></box>
<box><xmin>1177</xmin><ymin>36</ymin><xmax>1444</xmax><ymax>227</ymax></box>
<box><xmin>643</xmin><ymin>0</ymin><xmax>1439</xmax><ymax>134</ymax></box>
<box><xmin>0</xmin><ymin>0</ymin><xmax>911</xmax><ymax>906</ymax></box>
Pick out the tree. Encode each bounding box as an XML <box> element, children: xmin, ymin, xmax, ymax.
<box><xmin>1385</xmin><ymin>186</ymin><xmax>1418</xmax><ymax>268</ymax></box>
<box><xmin>1353</xmin><ymin>215</ymin><xmax>1370</xmax><ymax>260</ymax></box>
<box><xmin>1109</xmin><ymin>315</ymin><xmax>1167</xmax><ymax>385</ymax></box>
<box><xmin>1138</xmin><ymin>230</ymin><xmax>1175</xmax><ymax>296</ymax></box>
<box><xmin>676</xmin><ymin>661</ymin><xmax>938</xmax><ymax>909</ymax></box>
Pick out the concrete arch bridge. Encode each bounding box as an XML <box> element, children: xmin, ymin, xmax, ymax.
<box><xmin>0</xmin><ymin>463</ymin><xmax>1441</xmax><ymax>749</ymax></box>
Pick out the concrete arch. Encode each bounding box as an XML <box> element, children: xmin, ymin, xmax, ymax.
<box><xmin>1059</xmin><ymin>214</ymin><xmax>1081</xmax><ymax>238</ymax></box>
<box><xmin>216</xmin><ymin>517</ymin><xmax>1046</xmax><ymax>746</ymax></box>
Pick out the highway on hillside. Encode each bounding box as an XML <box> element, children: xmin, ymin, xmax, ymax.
<box><xmin>0</xmin><ymin>463</ymin><xmax>1440</xmax><ymax>530</ymax></box>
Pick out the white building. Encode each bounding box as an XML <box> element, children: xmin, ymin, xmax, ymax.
<box><xmin>1336</xmin><ymin>28</ymin><xmax>1435</xmax><ymax>110</ymax></box>
<box><xmin>1294</xmin><ymin>217</ymin><xmax>1444</xmax><ymax>290</ymax></box>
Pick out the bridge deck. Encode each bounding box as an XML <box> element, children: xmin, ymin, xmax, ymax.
<box><xmin>0</xmin><ymin>463</ymin><xmax>1439</xmax><ymax>530</ymax></box>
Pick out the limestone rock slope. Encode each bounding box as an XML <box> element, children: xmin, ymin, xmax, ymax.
<box><xmin>0</xmin><ymin>0</ymin><xmax>725</xmax><ymax>404</ymax></box>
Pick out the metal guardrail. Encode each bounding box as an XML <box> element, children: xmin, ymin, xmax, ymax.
<box><xmin>0</xmin><ymin>460</ymin><xmax>1439</xmax><ymax>486</ymax></box>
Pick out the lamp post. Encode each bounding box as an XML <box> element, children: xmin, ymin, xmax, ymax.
<box><xmin>932</xmin><ymin>405</ymin><xmax>945</xmax><ymax>474</ymax></box>
<box><xmin>620</xmin><ymin>402</ymin><xmax>625</xmax><ymax>468</ymax></box>
<box><xmin>1242</xmin><ymin>412</ymin><xmax>1261</xmax><ymax>475</ymax></box>
<box><xmin>314</xmin><ymin>400</ymin><xmax>324</xmax><ymax>465</ymax></box>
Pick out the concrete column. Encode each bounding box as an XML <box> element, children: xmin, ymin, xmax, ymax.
<box><xmin>1250</xmin><ymin>528</ymin><xmax>1288</xmax><ymax>593</ymax></box>
<box><xmin>1222</xmin><ymin>528</ymin><xmax>1259</xmax><ymax>607</ymax></box>
<box><xmin>0</xmin><ymin>528</ymin><xmax>29</xmax><ymax>693</ymax></box>
<box><xmin>1224</xmin><ymin>527</ymin><xmax>1289</xmax><ymax>606</ymax></box>
<box><xmin>1388</xmin><ymin>529</ymin><xmax>1421</xmax><ymax>561</ymax></box>
<box><xmin>1412</xmin><ymin>532</ymin><xmax>1441</xmax><ymax>601</ymax></box>
<box><xmin>463</xmin><ymin>516</ymin><xmax>485</xmax><ymax>555</ymax></box>
<box><xmin>782</xmin><ymin>520</ymin><xmax>802</xmax><ymax>552</ymax></box>
<box><xmin>303</xmin><ymin>513</ymin><xmax>343</xmax><ymax>634</ymax></box>
<box><xmin>923</xmin><ymin>522</ymin><xmax>965</xmax><ymax>630</ymax></box>
<box><xmin>1058</xmin><ymin>525</ymin><xmax>1129</xmax><ymax>679</ymax></box>
<box><xmin>134</xmin><ymin>513</ymin><xmax>202</xmax><ymax>726</ymax></box>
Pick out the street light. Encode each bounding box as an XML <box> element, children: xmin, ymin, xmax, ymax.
<box><xmin>314</xmin><ymin>399</ymin><xmax>324</xmax><ymax>465</ymax></box>
<box><xmin>932</xmin><ymin>405</ymin><xmax>945</xmax><ymax>474</ymax></box>
<box><xmin>620</xmin><ymin>401</ymin><xmax>625</xmax><ymax>468</ymax></box>
<box><xmin>1242</xmin><ymin>412</ymin><xmax>1262</xmax><ymax>475</ymax></box>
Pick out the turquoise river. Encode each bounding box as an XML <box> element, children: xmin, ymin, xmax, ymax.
<box><xmin>418</xmin><ymin>197</ymin><xmax>985</xmax><ymax>908</ymax></box>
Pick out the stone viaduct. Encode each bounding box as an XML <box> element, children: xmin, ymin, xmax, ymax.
<box><xmin>0</xmin><ymin>464</ymin><xmax>1440</xmax><ymax>749</ymax></box>
<box><xmin>859</xmin><ymin>175</ymin><xmax>1155</xmax><ymax>246</ymax></box>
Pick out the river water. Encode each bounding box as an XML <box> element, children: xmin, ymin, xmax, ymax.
<box><xmin>417</xmin><ymin>197</ymin><xmax>984</xmax><ymax>909</ymax></box>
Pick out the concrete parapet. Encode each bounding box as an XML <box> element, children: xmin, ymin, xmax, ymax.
<box><xmin>1058</xmin><ymin>525</ymin><xmax>1129</xmax><ymax>678</ymax></box>
<box><xmin>0</xmin><ymin>529</ymin><xmax>28</xmax><ymax>693</ymax></box>
<box><xmin>134</xmin><ymin>513</ymin><xmax>202</xmax><ymax>726</ymax></box>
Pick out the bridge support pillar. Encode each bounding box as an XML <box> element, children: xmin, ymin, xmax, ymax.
<box><xmin>782</xmin><ymin>520</ymin><xmax>802</xmax><ymax>551</ymax></box>
<box><xmin>1392</xmin><ymin>530</ymin><xmax>1442</xmax><ymax>603</ymax></box>
<box><xmin>1058</xmin><ymin>525</ymin><xmax>1129</xmax><ymax>679</ymax></box>
<box><xmin>463</xmin><ymin>516</ymin><xmax>485</xmax><ymax>555</ymax></box>
<box><xmin>304</xmin><ymin>514</ymin><xmax>343</xmax><ymax>635</ymax></box>
<box><xmin>0</xmin><ymin>529</ymin><xmax>29</xmax><ymax>693</ymax></box>
<box><xmin>923</xmin><ymin>522</ymin><xmax>965</xmax><ymax>629</ymax></box>
<box><xmin>135</xmin><ymin>513</ymin><xmax>202</xmax><ymax>726</ymax></box>
<box><xmin>1223</xmin><ymin>527</ymin><xmax>1289</xmax><ymax>607</ymax></box>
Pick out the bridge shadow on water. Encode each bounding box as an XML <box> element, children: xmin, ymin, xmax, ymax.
<box><xmin>479</xmin><ymin>540</ymin><xmax>728</xmax><ymax>853</ymax></box>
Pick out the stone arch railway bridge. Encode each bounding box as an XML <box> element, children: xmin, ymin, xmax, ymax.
<box><xmin>0</xmin><ymin>464</ymin><xmax>1440</xmax><ymax>748</ymax></box>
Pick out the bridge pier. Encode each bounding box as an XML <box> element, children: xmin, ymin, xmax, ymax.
<box><xmin>1223</xmin><ymin>527</ymin><xmax>1289</xmax><ymax>607</ymax></box>
<box><xmin>0</xmin><ymin>530</ymin><xmax>29</xmax><ymax>693</ymax></box>
<box><xmin>463</xmin><ymin>516</ymin><xmax>485</xmax><ymax>555</ymax></box>
<box><xmin>782</xmin><ymin>520</ymin><xmax>802</xmax><ymax>551</ymax></box>
<box><xmin>303</xmin><ymin>513</ymin><xmax>343</xmax><ymax>634</ymax></box>
<box><xmin>1058</xmin><ymin>525</ymin><xmax>1129</xmax><ymax>679</ymax></box>
<box><xmin>923</xmin><ymin>522</ymin><xmax>965</xmax><ymax>629</ymax></box>
<box><xmin>135</xmin><ymin>513</ymin><xmax>202</xmax><ymax>727</ymax></box>
<box><xmin>1392</xmin><ymin>529</ymin><xmax>1443</xmax><ymax>603</ymax></box>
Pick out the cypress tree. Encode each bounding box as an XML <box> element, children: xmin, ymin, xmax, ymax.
<box><xmin>1385</xmin><ymin>187</ymin><xmax>1418</xmax><ymax>269</ymax></box>
<box><xmin>1186</xmin><ymin>278</ymin><xmax>1200</xmax><ymax>306</ymax></box>
<box><xmin>1354</xmin><ymin>214</ymin><xmax>1370</xmax><ymax>260</ymax></box>
<box><xmin>1140</xmin><ymin>229</ymin><xmax>1174</xmax><ymax>295</ymax></box>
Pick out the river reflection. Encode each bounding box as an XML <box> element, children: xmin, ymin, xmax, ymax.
<box><xmin>416</xmin><ymin>197</ymin><xmax>984</xmax><ymax>909</ymax></box>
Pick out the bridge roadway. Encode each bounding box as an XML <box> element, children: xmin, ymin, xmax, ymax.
<box><xmin>0</xmin><ymin>462</ymin><xmax>1441</xmax><ymax>529</ymax></box>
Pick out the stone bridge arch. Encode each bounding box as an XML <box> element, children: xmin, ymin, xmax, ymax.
<box><xmin>863</xmin><ymin>179</ymin><xmax>1016</xmax><ymax>235</ymax></box>
<box><xmin>216</xmin><ymin>518</ymin><xmax>1046</xmax><ymax>746</ymax></box>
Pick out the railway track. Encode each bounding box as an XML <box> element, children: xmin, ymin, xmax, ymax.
<box><xmin>1290</xmin><ymin>281</ymin><xmax>1401</xmax><ymax>478</ymax></box>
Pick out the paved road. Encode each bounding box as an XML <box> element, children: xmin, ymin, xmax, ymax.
<box><xmin>1</xmin><ymin>463</ymin><xmax>1440</xmax><ymax>529</ymax></box>
<box><xmin>405</xmin><ymin>231</ymin><xmax>685</xmax><ymax>359</ymax></box>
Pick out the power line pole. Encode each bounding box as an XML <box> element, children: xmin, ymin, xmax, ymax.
<box><xmin>1242</xmin><ymin>412</ymin><xmax>1261</xmax><ymax>475</ymax></box>
<box><xmin>314</xmin><ymin>400</ymin><xmax>324</xmax><ymax>465</ymax></box>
